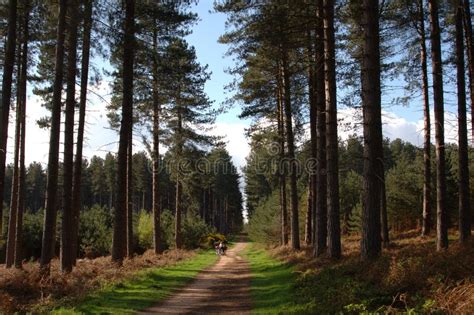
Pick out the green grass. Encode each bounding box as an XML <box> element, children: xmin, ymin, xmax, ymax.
<box><xmin>54</xmin><ymin>250</ymin><xmax>218</xmax><ymax>314</ymax></box>
<box><xmin>243</xmin><ymin>243</ymin><xmax>312</xmax><ymax>314</ymax></box>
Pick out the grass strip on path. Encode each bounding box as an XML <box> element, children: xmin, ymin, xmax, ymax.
<box><xmin>244</xmin><ymin>243</ymin><xmax>312</xmax><ymax>314</ymax></box>
<box><xmin>55</xmin><ymin>249</ymin><xmax>218</xmax><ymax>314</ymax></box>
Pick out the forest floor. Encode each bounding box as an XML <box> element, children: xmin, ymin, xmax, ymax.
<box><xmin>2</xmin><ymin>231</ymin><xmax>474</xmax><ymax>314</ymax></box>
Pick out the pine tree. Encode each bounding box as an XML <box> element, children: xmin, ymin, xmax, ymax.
<box><xmin>324</xmin><ymin>0</ymin><xmax>341</xmax><ymax>259</ymax></box>
<box><xmin>360</xmin><ymin>0</ymin><xmax>383</xmax><ymax>260</ymax></box>
<box><xmin>0</xmin><ymin>0</ymin><xmax>17</xmax><ymax>237</ymax></box>
<box><xmin>428</xmin><ymin>0</ymin><xmax>448</xmax><ymax>251</ymax></box>
<box><xmin>71</xmin><ymin>0</ymin><xmax>93</xmax><ymax>266</ymax></box>
<box><xmin>455</xmin><ymin>0</ymin><xmax>471</xmax><ymax>243</ymax></box>
<box><xmin>112</xmin><ymin>0</ymin><xmax>135</xmax><ymax>264</ymax></box>
<box><xmin>61</xmin><ymin>0</ymin><xmax>80</xmax><ymax>273</ymax></box>
<box><xmin>160</xmin><ymin>39</ymin><xmax>214</xmax><ymax>249</ymax></box>
<box><xmin>40</xmin><ymin>0</ymin><xmax>68</xmax><ymax>272</ymax></box>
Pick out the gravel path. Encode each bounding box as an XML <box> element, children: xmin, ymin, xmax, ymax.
<box><xmin>138</xmin><ymin>242</ymin><xmax>252</xmax><ymax>315</ymax></box>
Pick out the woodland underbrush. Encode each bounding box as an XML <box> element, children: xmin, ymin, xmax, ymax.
<box><xmin>0</xmin><ymin>249</ymin><xmax>195</xmax><ymax>313</ymax></box>
<box><xmin>270</xmin><ymin>230</ymin><xmax>474</xmax><ymax>313</ymax></box>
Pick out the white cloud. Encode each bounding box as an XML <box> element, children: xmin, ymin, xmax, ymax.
<box><xmin>211</xmin><ymin>122</ymin><xmax>250</xmax><ymax>170</ymax></box>
<box><xmin>337</xmin><ymin>107</ymin><xmax>461</xmax><ymax>146</ymax></box>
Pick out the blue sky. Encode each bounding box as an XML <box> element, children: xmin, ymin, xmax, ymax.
<box><xmin>186</xmin><ymin>1</ymin><xmax>243</xmax><ymax>125</ymax></box>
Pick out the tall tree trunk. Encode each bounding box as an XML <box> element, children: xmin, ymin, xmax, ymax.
<box><xmin>6</xmin><ymin>37</ymin><xmax>22</xmax><ymax>269</ymax></box>
<box><xmin>462</xmin><ymin>0</ymin><xmax>474</xmax><ymax>143</ymax></box>
<box><xmin>112</xmin><ymin>0</ymin><xmax>135</xmax><ymax>264</ymax></box>
<box><xmin>455</xmin><ymin>0</ymin><xmax>472</xmax><ymax>243</ymax></box>
<box><xmin>380</xmin><ymin>174</ymin><xmax>389</xmax><ymax>246</ymax></box>
<box><xmin>126</xmin><ymin>132</ymin><xmax>133</xmax><ymax>257</ymax></box>
<box><xmin>277</xmin><ymin>72</ymin><xmax>288</xmax><ymax>246</ymax></box>
<box><xmin>305</xmin><ymin>179</ymin><xmax>312</xmax><ymax>244</ymax></box>
<box><xmin>281</xmin><ymin>53</ymin><xmax>300</xmax><ymax>250</ymax></box>
<box><xmin>71</xmin><ymin>0</ymin><xmax>93</xmax><ymax>265</ymax></box>
<box><xmin>175</xmin><ymin>176</ymin><xmax>182</xmax><ymax>249</ymax></box>
<box><xmin>40</xmin><ymin>0</ymin><xmax>67</xmax><ymax>272</ymax></box>
<box><xmin>152</xmin><ymin>23</ymin><xmax>161</xmax><ymax>254</ymax></box>
<box><xmin>361</xmin><ymin>0</ymin><xmax>383</xmax><ymax>260</ymax></box>
<box><xmin>419</xmin><ymin>0</ymin><xmax>432</xmax><ymax>237</ymax></box>
<box><xmin>324</xmin><ymin>0</ymin><xmax>341</xmax><ymax>259</ymax></box>
<box><xmin>175</xmin><ymin>109</ymin><xmax>183</xmax><ymax>249</ymax></box>
<box><xmin>306</xmin><ymin>30</ymin><xmax>315</xmax><ymax>247</ymax></box>
<box><xmin>0</xmin><ymin>0</ymin><xmax>17</xmax><ymax>236</ymax></box>
<box><xmin>61</xmin><ymin>0</ymin><xmax>79</xmax><ymax>273</ymax></box>
<box><xmin>15</xmin><ymin>2</ymin><xmax>28</xmax><ymax>268</ymax></box>
<box><xmin>315</xmin><ymin>0</ymin><xmax>327</xmax><ymax>257</ymax></box>
<box><xmin>428</xmin><ymin>0</ymin><xmax>448</xmax><ymax>251</ymax></box>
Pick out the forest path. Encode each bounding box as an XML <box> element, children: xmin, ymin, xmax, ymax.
<box><xmin>137</xmin><ymin>242</ymin><xmax>252</xmax><ymax>315</ymax></box>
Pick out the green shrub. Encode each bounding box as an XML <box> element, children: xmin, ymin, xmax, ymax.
<box><xmin>22</xmin><ymin>209</ymin><xmax>44</xmax><ymax>259</ymax></box>
<box><xmin>182</xmin><ymin>214</ymin><xmax>215</xmax><ymax>249</ymax></box>
<box><xmin>137</xmin><ymin>210</ymin><xmax>153</xmax><ymax>250</ymax></box>
<box><xmin>136</xmin><ymin>209</ymin><xmax>214</xmax><ymax>251</ymax></box>
<box><xmin>160</xmin><ymin>209</ymin><xmax>175</xmax><ymax>250</ymax></box>
<box><xmin>79</xmin><ymin>205</ymin><xmax>113</xmax><ymax>258</ymax></box>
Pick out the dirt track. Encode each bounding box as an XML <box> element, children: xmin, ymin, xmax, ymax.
<box><xmin>138</xmin><ymin>242</ymin><xmax>252</xmax><ymax>314</ymax></box>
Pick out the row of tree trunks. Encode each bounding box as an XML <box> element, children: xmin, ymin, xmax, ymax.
<box><xmin>5</xmin><ymin>5</ymin><xmax>28</xmax><ymax>266</ymax></box>
<box><xmin>61</xmin><ymin>0</ymin><xmax>80</xmax><ymax>273</ymax></box>
<box><xmin>71</xmin><ymin>0</ymin><xmax>93</xmax><ymax>266</ymax></box>
<box><xmin>418</xmin><ymin>0</ymin><xmax>432</xmax><ymax>237</ymax></box>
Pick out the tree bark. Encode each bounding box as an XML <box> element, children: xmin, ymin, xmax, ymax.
<box><xmin>15</xmin><ymin>2</ymin><xmax>28</xmax><ymax>268</ymax></box>
<box><xmin>61</xmin><ymin>0</ymin><xmax>79</xmax><ymax>273</ymax></box>
<box><xmin>175</xmin><ymin>176</ymin><xmax>183</xmax><ymax>249</ymax></box>
<box><xmin>277</xmin><ymin>69</ymin><xmax>288</xmax><ymax>246</ymax></box>
<box><xmin>281</xmin><ymin>53</ymin><xmax>300</xmax><ymax>250</ymax></box>
<box><xmin>315</xmin><ymin>0</ymin><xmax>327</xmax><ymax>257</ymax></box>
<box><xmin>418</xmin><ymin>0</ymin><xmax>432</xmax><ymax>237</ymax></box>
<box><xmin>306</xmin><ymin>30</ymin><xmax>316</xmax><ymax>247</ymax></box>
<box><xmin>175</xmin><ymin>108</ymin><xmax>183</xmax><ymax>249</ymax></box>
<box><xmin>380</xmin><ymin>173</ymin><xmax>389</xmax><ymax>246</ymax></box>
<box><xmin>455</xmin><ymin>0</ymin><xmax>471</xmax><ymax>243</ymax></box>
<box><xmin>71</xmin><ymin>0</ymin><xmax>93</xmax><ymax>265</ymax></box>
<box><xmin>324</xmin><ymin>0</ymin><xmax>341</xmax><ymax>259</ymax></box>
<box><xmin>0</xmin><ymin>0</ymin><xmax>17</xmax><ymax>236</ymax></box>
<box><xmin>152</xmin><ymin>23</ymin><xmax>161</xmax><ymax>254</ymax></box>
<box><xmin>112</xmin><ymin>0</ymin><xmax>135</xmax><ymax>264</ymax></box>
<box><xmin>126</xmin><ymin>131</ymin><xmax>133</xmax><ymax>257</ymax></box>
<box><xmin>461</xmin><ymin>0</ymin><xmax>474</xmax><ymax>143</ymax></box>
<box><xmin>305</xmin><ymin>179</ymin><xmax>312</xmax><ymax>244</ymax></box>
<box><xmin>428</xmin><ymin>0</ymin><xmax>448</xmax><ymax>251</ymax></box>
<box><xmin>361</xmin><ymin>0</ymin><xmax>383</xmax><ymax>260</ymax></box>
<box><xmin>6</xmin><ymin>37</ymin><xmax>22</xmax><ymax>269</ymax></box>
<box><xmin>41</xmin><ymin>0</ymin><xmax>67</xmax><ymax>272</ymax></box>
